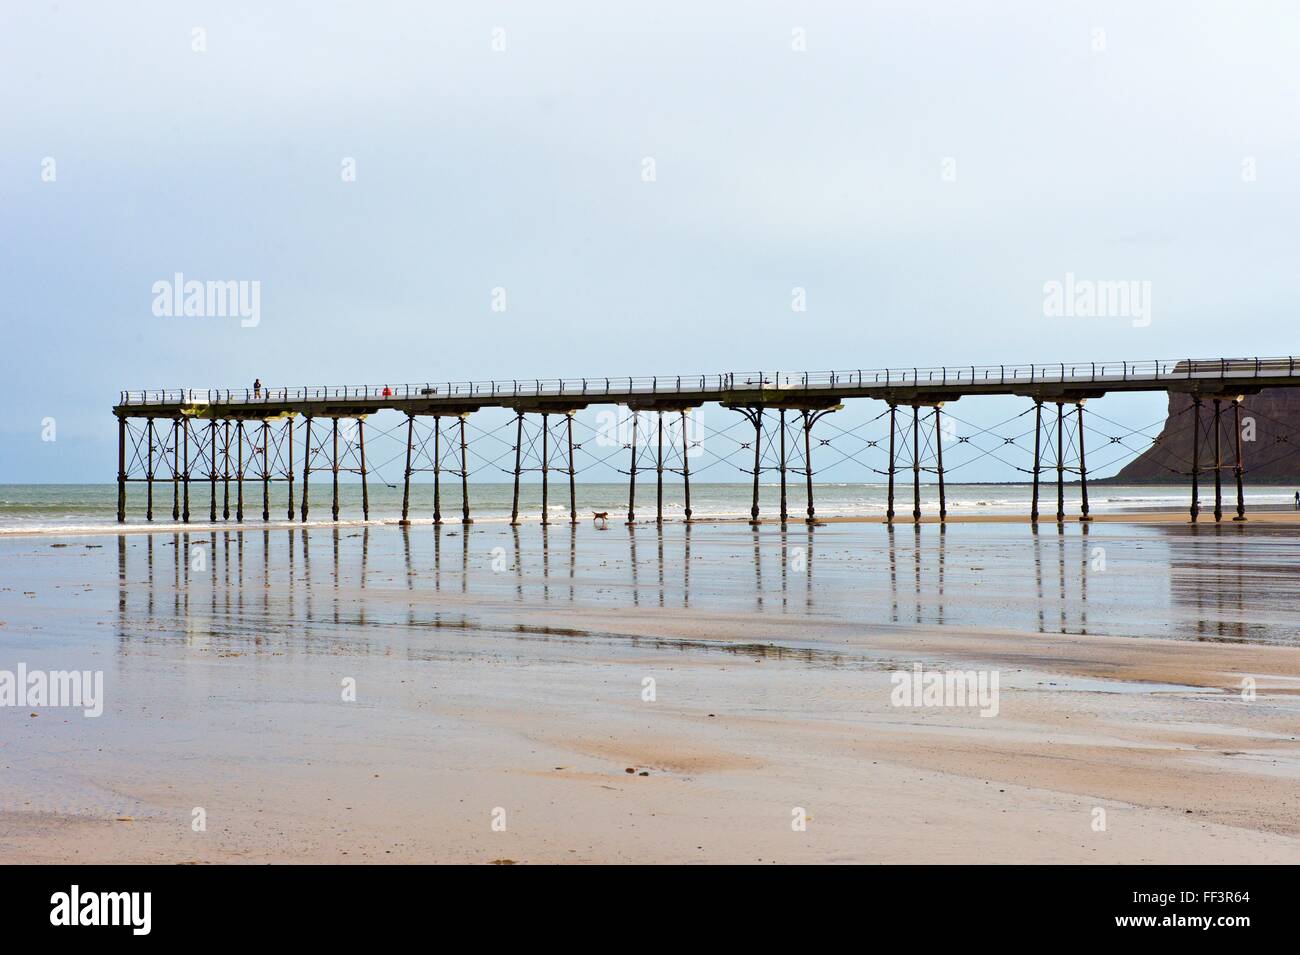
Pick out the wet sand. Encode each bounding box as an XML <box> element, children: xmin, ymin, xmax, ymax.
<box><xmin>1</xmin><ymin>520</ymin><xmax>1298</xmax><ymax>863</ymax></box>
<box><xmin>6</xmin><ymin>507</ymin><xmax>1300</xmax><ymax>540</ymax></box>
<box><xmin>804</xmin><ymin>508</ymin><xmax>1300</xmax><ymax>525</ymax></box>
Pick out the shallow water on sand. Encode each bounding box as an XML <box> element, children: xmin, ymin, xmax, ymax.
<box><xmin>3</xmin><ymin>520</ymin><xmax>1298</xmax><ymax>654</ymax></box>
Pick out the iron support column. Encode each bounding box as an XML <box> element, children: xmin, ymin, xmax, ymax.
<box><xmin>286</xmin><ymin>417</ymin><xmax>295</xmax><ymax>521</ymax></box>
<box><xmin>541</xmin><ymin>412</ymin><xmax>551</xmax><ymax>525</ymax></box>
<box><xmin>779</xmin><ymin>410</ymin><xmax>788</xmax><ymax>522</ymax></box>
<box><xmin>235</xmin><ymin>421</ymin><xmax>244</xmax><ymax>523</ymax></box>
<box><xmin>331</xmin><ymin>417</ymin><xmax>340</xmax><ymax>521</ymax></box>
<box><xmin>300</xmin><ymin>416</ymin><xmax>312</xmax><ymax>523</ymax></box>
<box><xmin>934</xmin><ymin>405</ymin><xmax>947</xmax><ymax>521</ymax></box>
<box><xmin>1055</xmin><ymin>402</ymin><xmax>1064</xmax><ymax>523</ymax></box>
<box><xmin>459</xmin><ymin>415</ymin><xmax>472</xmax><ymax>524</ymax></box>
<box><xmin>749</xmin><ymin>409</ymin><xmax>762</xmax><ymax>524</ymax></box>
<box><xmin>116</xmin><ymin>416</ymin><xmax>126</xmax><ymax>523</ymax></box>
<box><xmin>1077</xmin><ymin>401</ymin><xmax>1091</xmax><ymax>521</ymax></box>
<box><xmin>1030</xmin><ymin>401</ymin><xmax>1042</xmax><ymax>523</ymax></box>
<box><xmin>510</xmin><ymin>412</ymin><xmax>523</xmax><ymax>526</ymax></box>
<box><xmin>432</xmin><ymin>417</ymin><xmax>442</xmax><ymax>524</ymax></box>
<box><xmin>222</xmin><ymin>420</ymin><xmax>231</xmax><ymax>521</ymax></box>
<box><xmin>1213</xmin><ymin>398</ymin><xmax>1223</xmax><ymax>522</ymax></box>
<box><xmin>145</xmin><ymin>418</ymin><xmax>155</xmax><ymax>522</ymax></box>
<box><xmin>567</xmin><ymin>412</ymin><xmax>577</xmax><ymax>524</ymax></box>
<box><xmin>681</xmin><ymin>410</ymin><xmax>693</xmax><ymax>522</ymax></box>
<box><xmin>803</xmin><ymin>410</ymin><xmax>815</xmax><ymax>523</ymax></box>
<box><xmin>626</xmin><ymin>411</ymin><xmax>638</xmax><ymax>525</ymax></box>
<box><xmin>655</xmin><ymin>412</ymin><xmax>664</xmax><ymax>524</ymax></box>
<box><xmin>1190</xmin><ymin>397</ymin><xmax>1201</xmax><ymax>522</ymax></box>
<box><xmin>172</xmin><ymin>417</ymin><xmax>181</xmax><ymax>521</ymax></box>
<box><xmin>261</xmin><ymin>420</ymin><xmax>271</xmax><ymax>522</ymax></box>
<box><xmin>1233</xmin><ymin>399</ymin><xmax>1247</xmax><ymax>521</ymax></box>
<box><xmin>911</xmin><ymin>404</ymin><xmax>921</xmax><ymax>522</ymax></box>
<box><xmin>400</xmin><ymin>413</ymin><xmax>414</xmax><ymax>524</ymax></box>
<box><xmin>208</xmin><ymin>419</ymin><xmax>218</xmax><ymax>523</ymax></box>
<box><xmin>182</xmin><ymin>418</ymin><xmax>190</xmax><ymax>523</ymax></box>
<box><xmin>358</xmin><ymin>418</ymin><xmax>369</xmax><ymax>521</ymax></box>
<box><xmin>886</xmin><ymin>404</ymin><xmax>897</xmax><ymax>524</ymax></box>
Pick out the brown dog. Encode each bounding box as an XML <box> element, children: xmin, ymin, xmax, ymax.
<box><xmin>591</xmin><ymin>511</ymin><xmax>609</xmax><ymax>527</ymax></box>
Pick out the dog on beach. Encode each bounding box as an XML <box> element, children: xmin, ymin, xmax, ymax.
<box><xmin>592</xmin><ymin>511</ymin><xmax>609</xmax><ymax>527</ymax></box>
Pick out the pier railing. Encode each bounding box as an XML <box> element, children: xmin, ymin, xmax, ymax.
<box><xmin>116</xmin><ymin>356</ymin><xmax>1300</xmax><ymax>407</ymax></box>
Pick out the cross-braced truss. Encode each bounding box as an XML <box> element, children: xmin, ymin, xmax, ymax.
<box><xmin>398</xmin><ymin>414</ymin><xmax>471</xmax><ymax>524</ymax></box>
<box><xmin>506</xmin><ymin>410</ymin><xmax>579</xmax><ymax>525</ymax></box>
<box><xmin>725</xmin><ymin>405</ymin><xmax>840</xmax><ymax>523</ymax></box>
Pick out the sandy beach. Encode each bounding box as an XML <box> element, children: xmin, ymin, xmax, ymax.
<box><xmin>2</xmin><ymin>517</ymin><xmax>1298</xmax><ymax>864</ymax></box>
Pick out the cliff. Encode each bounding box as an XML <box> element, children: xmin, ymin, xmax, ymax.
<box><xmin>1111</xmin><ymin>388</ymin><xmax>1300</xmax><ymax>484</ymax></box>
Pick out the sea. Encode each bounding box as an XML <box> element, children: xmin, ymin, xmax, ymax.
<box><xmin>2</xmin><ymin>482</ymin><xmax>1295</xmax><ymax>533</ymax></box>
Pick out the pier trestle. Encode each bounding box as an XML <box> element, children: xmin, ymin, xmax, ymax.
<box><xmin>1014</xmin><ymin>388</ymin><xmax>1105</xmax><ymax>524</ymax></box>
<box><xmin>882</xmin><ymin>394</ymin><xmax>956</xmax><ymax>525</ymax></box>
<box><xmin>723</xmin><ymin>397</ymin><xmax>842</xmax><ymax>524</ymax></box>
<box><xmin>1184</xmin><ymin>392</ymin><xmax>1249</xmax><ymax>523</ymax></box>
<box><xmin>624</xmin><ymin>399</ymin><xmax>701</xmax><ymax>525</ymax></box>
<box><xmin>504</xmin><ymin>401</ymin><xmax>591</xmax><ymax>526</ymax></box>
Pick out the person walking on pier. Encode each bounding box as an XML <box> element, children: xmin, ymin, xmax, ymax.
<box><xmin>382</xmin><ymin>384</ymin><xmax>392</xmax><ymax>398</ymax></box>
<box><xmin>253</xmin><ymin>377</ymin><xmax>261</xmax><ymax>398</ymax></box>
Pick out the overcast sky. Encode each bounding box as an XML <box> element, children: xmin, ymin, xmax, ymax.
<box><xmin>3</xmin><ymin>1</ymin><xmax>1298</xmax><ymax>481</ymax></box>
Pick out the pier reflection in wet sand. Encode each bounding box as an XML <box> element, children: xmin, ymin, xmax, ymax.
<box><xmin>80</xmin><ymin>518</ymin><xmax>1300</xmax><ymax>659</ymax></box>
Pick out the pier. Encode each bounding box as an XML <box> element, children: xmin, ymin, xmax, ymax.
<box><xmin>113</xmin><ymin>356</ymin><xmax>1300</xmax><ymax>527</ymax></box>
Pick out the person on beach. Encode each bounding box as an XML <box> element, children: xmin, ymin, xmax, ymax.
<box><xmin>253</xmin><ymin>378</ymin><xmax>262</xmax><ymax>398</ymax></box>
<box><xmin>1294</xmin><ymin>490</ymin><xmax>1298</xmax><ymax>510</ymax></box>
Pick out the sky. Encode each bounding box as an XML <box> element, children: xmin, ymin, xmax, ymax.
<box><xmin>2</xmin><ymin>1</ymin><xmax>1299</xmax><ymax>482</ymax></box>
